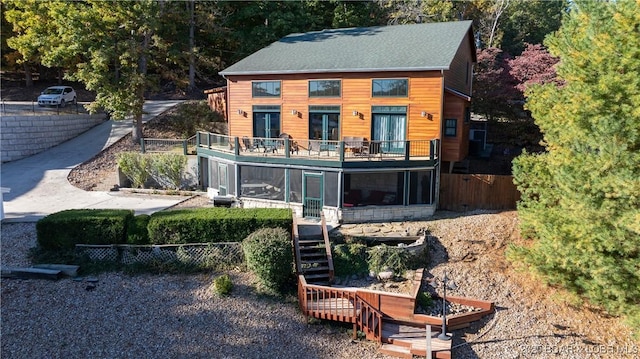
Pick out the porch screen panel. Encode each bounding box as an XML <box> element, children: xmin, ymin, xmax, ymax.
<box><xmin>227</xmin><ymin>165</ymin><xmax>236</xmax><ymax>196</ymax></box>
<box><xmin>324</xmin><ymin>172</ymin><xmax>339</xmax><ymax>207</ymax></box>
<box><xmin>239</xmin><ymin>165</ymin><xmax>285</xmax><ymax>201</ymax></box>
<box><xmin>409</xmin><ymin>170</ymin><xmax>434</xmax><ymax>204</ymax></box>
<box><xmin>289</xmin><ymin>169</ymin><xmax>303</xmax><ymax>203</ymax></box>
<box><xmin>346</xmin><ymin>171</ymin><xmax>404</xmax><ymax>206</ymax></box>
<box><xmin>209</xmin><ymin>159</ymin><xmax>219</xmax><ymax>190</ymax></box>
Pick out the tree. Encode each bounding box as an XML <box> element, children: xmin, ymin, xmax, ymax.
<box><xmin>508</xmin><ymin>43</ymin><xmax>559</xmax><ymax>96</ymax></box>
<box><xmin>500</xmin><ymin>0</ymin><xmax>567</xmax><ymax>56</ymax></box>
<box><xmin>5</xmin><ymin>0</ymin><xmax>164</xmax><ymax>142</ymax></box>
<box><xmin>511</xmin><ymin>0</ymin><xmax>640</xmax><ymax>331</ymax></box>
<box><xmin>472</xmin><ymin>47</ymin><xmax>517</xmax><ymax>120</ymax></box>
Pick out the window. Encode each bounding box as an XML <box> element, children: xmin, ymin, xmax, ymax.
<box><xmin>372</xmin><ymin>79</ymin><xmax>408</xmax><ymax>97</ymax></box>
<box><xmin>252</xmin><ymin>81</ymin><xmax>281</xmax><ymax>97</ymax></box>
<box><xmin>445</xmin><ymin>119</ymin><xmax>457</xmax><ymax>137</ymax></box>
<box><xmin>309</xmin><ymin>80</ymin><xmax>341</xmax><ymax>97</ymax></box>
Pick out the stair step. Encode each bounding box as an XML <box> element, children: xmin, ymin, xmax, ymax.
<box><xmin>378</xmin><ymin>344</ymin><xmax>412</xmax><ymax>359</ymax></box>
<box><xmin>301</xmin><ymin>259</ymin><xmax>328</xmax><ymax>265</ymax></box>
<box><xmin>304</xmin><ymin>273</ymin><xmax>330</xmax><ymax>280</ymax></box>
<box><xmin>298</xmin><ymin>239</ymin><xmax>324</xmax><ymax>245</ymax></box>
<box><xmin>302</xmin><ymin>266</ymin><xmax>329</xmax><ymax>272</ymax></box>
<box><xmin>300</xmin><ymin>252</ymin><xmax>326</xmax><ymax>258</ymax></box>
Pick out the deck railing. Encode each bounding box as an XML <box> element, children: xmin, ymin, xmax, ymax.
<box><xmin>196</xmin><ymin>132</ymin><xmax>439</xmax><ymax>162</ymax></box>
<box><xmin>141</xmin><ymin>135</ymin><xmax>197</xmax><ymax>155</ymax></box>
<box><xmin>320</xmin><ymin>214</ymin><xmax>335</xmax><ymax>283</ymax></box>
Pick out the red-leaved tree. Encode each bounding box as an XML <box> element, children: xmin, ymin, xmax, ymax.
<box><xmin>508</xmin><ymin>43</ymin><xmax>560</xmax><ymax>96</ymax></box>
<box><xmin>472</xmin><ymin>47</ymin><xmax>518</xmax><ymax>120</ymax></box>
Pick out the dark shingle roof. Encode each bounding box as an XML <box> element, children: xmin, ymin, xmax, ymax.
<box><xmin>220</xmin><ymin>20</ymin><xmax>473</xmax><ymax>76</ymax></box>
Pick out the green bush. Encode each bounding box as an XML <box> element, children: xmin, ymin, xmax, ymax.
<box><xmin>213</xmin><ymin>274</ymin><xmax>234</xmax><ymax>296</ymax></box>
<box><xmin>127</xmin><ymin>214</ymin><xmax>151</xmax><ymax>245</ymax></box>
<box><xmin>166</xmin><ymin>100</ymin><xmax>224</xmax><ymax>137</ymax></box>
<box><xmin>333</xmin><ymin>243</ymin><xmax>369</xmax><ymax>277</ymax></box>
<box><xmin>36</xmin><ymin>209</ymin><xmax>133</xmax><ymax>250</ymax></box>
<box><xmin>148</xmin><ymin>208</ymin><xmax>292</xmax><ymax>244</ymax></box>
<box><xmin>367</xmin><ymin>244</ymin><xmax>411</xmax><ymax>277</ymax></box>
<box><xmin>149</xmin><ymin>153</ymin><xmax>187</xmax><ymax>190</ymax></box>
<box><xmin>243</xmin><ymin>227</ymin><xmax>293</xmax><ymax>293</ymax></box>
<box><xmin>117</xmin><ymin>152</ymin><xmax>150</xmax><ymax>188</ymax></box>
<box><xmin>417</xmin><ymin>291</ymin><xmax>433</xmax><ymax>310</ymax></box>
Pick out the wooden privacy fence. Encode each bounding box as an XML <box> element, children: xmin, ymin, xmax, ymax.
<box><xmin>439</xmin><ymin>173</ymin><xmax>520</xmax><ymax>212</ymax></box>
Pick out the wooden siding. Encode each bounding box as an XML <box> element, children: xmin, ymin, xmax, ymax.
<box><xmin>443</xmin><ymin>31</ymin><xmax>474</xmax><ymax>95</ymax></box>
<box><xmin>439</xmin><ymin>174</ymin><xmax>520</xmax><ymax>211</ymax></box>
<box><xmin>225</xmin><ymin>72</ymin><xmax>444</xmax><ymax>144</ymax></box>
<box><xmin>441</xmin><ymin>93</ymin><xmax>469</xmax><ymax>162</ymax></box>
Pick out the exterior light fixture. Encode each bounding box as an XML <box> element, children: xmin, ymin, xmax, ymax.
<box><xmin>237</xmin><ymin>109</ymin><xmax>244</xmax><ymax>115</ymax></box>
<box><xmin>352</xmin><ymin>110</ymin><xmax>359</xmax><ymax>116</ymax></box>
<box><xmin>421</xmin><ymin>111</ymin><xmax>433</xmax><ymax>120</ymax></box>
<box><xmin>291</xmin><ymin>109</ymin><xmax>298</xmax><ymax>115</ymax></box>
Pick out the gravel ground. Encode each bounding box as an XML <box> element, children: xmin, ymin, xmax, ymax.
<box><xmin>3</xmin><ymin>212</ymin><xmax>638</xmax><ymax>359</ymax></box>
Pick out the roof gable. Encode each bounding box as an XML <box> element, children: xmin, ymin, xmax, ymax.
<box><xmin>220</xmin><ymin>20</ymin><xmax>474</xmax><ymax>76</ymax></box>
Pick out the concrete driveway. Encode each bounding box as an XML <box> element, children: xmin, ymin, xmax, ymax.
<box><xmin>1</xmin><ymin>101</ymin><xmax>186</xmax><ymax>222</ymax></box>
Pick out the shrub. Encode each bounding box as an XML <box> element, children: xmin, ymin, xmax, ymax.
<box><xmin>148</xmin><ymin>208</ymin><xmax>292</xmax><ymax>244</ymax></box>
<box><xmin>333</xmin><ymin>243</ymin><xmax>369</xmax><ymax>277</ymax></box>
<box><xmin>36</xmin><ymin>209</ymin><xmax>133</xmax><ymax>250</ymax></box>
<box><xmin>127</xmin><ymin>214</ymin><xmax>150</xmax><ymax>244</ymax></box>
<box><xmin>117</xmin><ymin>152</ymin><xmax>150</xmax><ymax>188</ymax></box>
<box><xmin>417</xmin><ymin>291</ymin><xmax>433</xmax><ymax>310</ymax></box>
<box><xmin>149</xmin><ymin>153</ymin><xmax>186</xmax><ymax>190</ymax></box>
<box><xmin>367</xmin><ymin>244</ymin><xmax>411</xmax><ymax>277</ymax></box>
<box><xmin>166</xmin><ymin>100</ymin><xmax>224</xmax><ymax>137</ymax></box>
<box><xmin>242</xmin><ymin>227</ymin><xmax>293</xmax><ymax>293</ymax></box>
<box><xmin>213</xmin><ymin>274</ymin><xmax>234</xmax><ymax>296</ymax></box>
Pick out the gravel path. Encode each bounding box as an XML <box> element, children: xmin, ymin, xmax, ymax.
<box><xmin>2</xmin><ymin>213</ymin><xmax>638</xmax><ymax>359</ymax></box>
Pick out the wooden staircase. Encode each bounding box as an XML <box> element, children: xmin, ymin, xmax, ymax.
<box><xmin>293</xmin><ymin>215</ymin><xmax>462</xmax><ymax>359</ymax></box>
<box><xmin>294</xmin><ymin>216</ymin><xmax>334</xmax><ymax>285</ymax></box>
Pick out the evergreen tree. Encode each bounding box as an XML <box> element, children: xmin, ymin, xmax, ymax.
<box><xmin>511</xmin><ymin>0</ymin><xmax>640</xmax><ymax>332</ymax></box>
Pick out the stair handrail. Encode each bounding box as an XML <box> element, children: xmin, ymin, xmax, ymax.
<box><xmin>320</xmin><ymin>214</ymin><xmax>335</xmax><ymax>283</ymax></box>
<box><xmin>298</xmin><ymin>274</ymin><xmax>358</xmax><ymax>322</ymax></box>
<box><xmin>292</xmin><ymin>215</ymin><xmax>303</xmax><ymax>274</ymax></box>
<box><xmin>355</xmin><ymin>296</ymin><xmax>383</xmax><ymax>342</ymax></box>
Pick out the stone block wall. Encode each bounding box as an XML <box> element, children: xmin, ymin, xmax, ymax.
<box><xmin>1</xmin><ymin>114</ymin><xmax>106</xmax><ymax>162</ymax></box>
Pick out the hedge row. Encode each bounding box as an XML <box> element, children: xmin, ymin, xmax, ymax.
<box><xmin>147</xmin><ymin>208</ymin><xmax>292</xmax><ymax>244</ymax></box>
<box><xmin>37</xmin><ymin>208</ymin><xmax>293</xmax><ymax>250</ymax></box>
<box><xmin>37</xmin><ymin>209</ymin><xmax>134</xmax><ymax>250</ymax></box>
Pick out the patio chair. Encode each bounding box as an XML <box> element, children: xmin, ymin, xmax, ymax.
<box><xmin>242</xmin><ymin>136</ymin><xmax>257</xmax><ymax>152</ymax></box>
<box><xmin>280</xmin><ymin>133</ymin><xmax>299</xmax><ymax>154</ymax></box>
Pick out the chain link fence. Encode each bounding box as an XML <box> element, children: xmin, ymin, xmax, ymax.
<box><xmin>76</xmin><ymin>243</ymin><xmax>244</xmax><ymax>270</ymax></box>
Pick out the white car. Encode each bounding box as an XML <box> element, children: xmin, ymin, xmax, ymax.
<box><xmin>37</xmin><ymin>86</ymin><xmax>77</xmax><ymax>107</ymax></box>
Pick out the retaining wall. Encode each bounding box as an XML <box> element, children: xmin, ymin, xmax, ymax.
<box><xmin>1</xmin><ymin>113</ymin><xmax>107</xmax><ymax>162</ymax></box>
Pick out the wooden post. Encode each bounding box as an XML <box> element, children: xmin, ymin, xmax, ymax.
<box><xmin>426</xmin><ymin>324</ymin><xmax>432</xmax><ymax>358</ymax></box>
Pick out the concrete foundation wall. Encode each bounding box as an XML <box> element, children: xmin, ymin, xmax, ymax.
<box><xmin>1</xmin><ymin>114</ymin><xmax>107</xmax><ymax>162</ymax></box>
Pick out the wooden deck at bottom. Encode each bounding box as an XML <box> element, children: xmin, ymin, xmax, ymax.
<box><xmin>305</xmin><ymin>298</ymin><xmax>357</xmax><ymax>321</ymax></box>
<box><xmin>383</xmin><ymin>322</ymin><xmax>452</xmax><ymax>359</ymax></box>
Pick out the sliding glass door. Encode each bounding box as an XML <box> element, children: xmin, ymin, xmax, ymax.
<box><xmin>372</xmin><ymin>106</ymin><xmax>406</xmax><ymax>153</ymax></box>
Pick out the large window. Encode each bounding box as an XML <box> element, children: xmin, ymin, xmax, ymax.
<box><xmin>253</xmin><ymin>105</ymin><xmax>281</xmax><ymax>138</ymax></box>
<box><xmin>372</xmin><ymin>79</ymin><xmax>408</xmax><ymax>97</ymax></box>
<box><xmin>252</xmin><ymin>81</ymin><xmax>281</xmax><ymax>97</ymax></box>
<box><xmin>445</xmin><ymin>118</ymin><xmax>457</xmax><ymax>137</ymax></box>
<box><xmin>309</xmin><ymin>80</ymin><xmax>341</xmax><ymax>97</ymax></box>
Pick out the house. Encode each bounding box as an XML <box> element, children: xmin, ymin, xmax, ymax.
<box><xmin>197</xmin><ymin>20</ymin><xmax>476</xmax><ymax>223</ymax></box>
